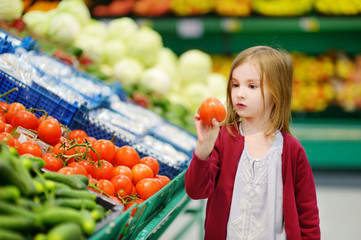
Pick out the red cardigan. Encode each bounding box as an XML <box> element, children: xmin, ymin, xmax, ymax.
<box><xmin>185</xmin><ymin>125</ymin><xmax>320</xmax><ymax>240</ymax></box>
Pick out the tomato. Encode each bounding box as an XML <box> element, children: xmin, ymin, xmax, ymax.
<box><xmin>131</xmin><ymin>185</ymin><xmax>137</xmax><ymax>195</ymax></box>
<box><xmin>0</xmin><ymin>113</ymin><xmax>5</xmax><ymax>124</ymax></box>
<box><xmin>131</xmin><ymin>163</ymin><xmax>153</xmax><ymax>185</ymax></box>
<box><xmin>5</xmin><ymin>102</ymin><xmax>26</xmax><ymax>124</ymax></box>
<box><xmin>3</xmin><ymin>123</ymin><xmax>13</xmax><ymax>133</ymax></box>
<box><xmin>0</xmin><ymin>120</ymin><xmax>5</xmax><ymax>133</ymax></box>
<box><xmin>68</xmin><ymin>129</ymin><xmax>88</xmax><ymax>143</ymax></box>
<box><xmin>68</xmin><ymin>162</ymin><xmax>88</xmax><ymax>176</ymax></box>
<box><xmin>115</xmin><ymin>146</ymin><xmax>140</xmax><ymax>168</ymax></box>
<box><xmin>135</xmin><ymin>178</ymin><xmax>163</xmax><ymax>200</ymax></box>
<box><xmin>110</xmin><ymin>174</ymin><xmax>133</xmax><ymax>198</ymax></box>
<box><xmin>84</xmin><ymin>136</ymin><xmax>97</xmax><ymax>145</ymax></box>
<box><xmin>109</xmin><ymin>195</ymin><xmax>123</xmax><ymax>205</ymax></box>
<box><xmin>114</xmin><ymin>165</ymin><xmax>132</xmax><ymax>181</ymax></box>
<box><xmin>90</xmin><ymin>139</ymin><xmax>116</xmax><ymax>164</ymax></box>
<box><xmin>155</xmin><ymin>174</ymin><xmax>171</xmax><ymax>186</ymax></box>
<box><xmin>52</xmin><ymin>142</ymin><xmax>75</xmax><ymax>156</ymax></box>
<box><xmin>0</xmin><ymin>101</ymin><xmax>8</xmax><ymax>116</ymax></box>
<box><xmin>95</xmin><ymin>179</ymin><xmax>115</xmax><ymax>196</ymax></box>
<box><xmin>78</xmin><ymin>159</ymin><xmax>96</xmax><ymax>176</ymax></box>
<box><xmin>72</xmin><ymin>145</ymin><xmax>91</xmax><ymax>159</ymax></box>
<box><xmin>38</xmin><ymin>115</ymin><xmax>60</xmax><ymax>127</ymax></box>
<box><xmin>37</xmin><ymin>119</ymin><xmax>62</xmax><ymax>145</ymax></box>
<box><xmin>43</xmin><ymin>153</ymin><xmax>63</xmax><ymax>171</ymax></box>
<box><xmin>11</xmin><ymin>110</ymin><xmax>38</xmax><ymax>130</ymax></box>
<box><xmin>17</xmin><ymin>140</ymin><xmax>43</xmax><ymax>157</ymax></box>
<box><xmin>0</xmin><ymin>132</ymin><xmax>16</xmax><ymax>147</ymax></box>
<box><xmin>199</xmin><ymin>97</ymin><xmax>227</xmax><ymax>125</ymax></box>
<box><xmin>58</xmin><ymin>167</ymin><xmax>75</xmax><ymax>175</ymax></box>
<box><xmin>140</xmin><ymin>156</ymin><xmax>159</xmax><ymax>177</ymax></box>
<box><xmin>92</xmin><ymin>160</ymin><xmax>115</xmax><ymax>180</ymax></box>
<box><xmin>124</xmin><ymin>198</ymin><xmax>144</xmax><ymax>216</ymax></box>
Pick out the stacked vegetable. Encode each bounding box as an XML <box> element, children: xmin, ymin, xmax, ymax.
<box><xmin>0</xmin><ymin>143</ymin><xmax>111</xmax><ymax>240</ymax></box>
<box><xmin>0</xmin><ymin>88</ymin><xmax>172</xmax><ymax>221</ymax></box>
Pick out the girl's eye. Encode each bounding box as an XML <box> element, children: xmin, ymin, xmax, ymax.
<box><xmin>249</xmin><ymin>84</ymin><xmax>257</xmax><ymax>89</ymax></box>
<box><xmin>232</xmin><ymin>83</ymin><xmax>239</xmax><ymax>88</ymax></box>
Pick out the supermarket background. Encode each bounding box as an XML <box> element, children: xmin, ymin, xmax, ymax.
<box><xmin>1</xmin><ymin>0</ymin><xmax>361</xmax><ymax>239</ymax></box>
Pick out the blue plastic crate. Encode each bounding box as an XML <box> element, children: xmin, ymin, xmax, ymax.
<box><xmin>0</xmin><ymin>69</ymin><xmax>85</xmax><ymax>126</ymax></box>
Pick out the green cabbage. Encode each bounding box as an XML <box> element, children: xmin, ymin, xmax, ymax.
<box><xmin>139</xmin><ymin>67</ymin><xmax>172</xmax><ymax>96</ymax></box>
<box><xmin>56</xmin><ymin>0</ymin><xmax>91</xmax><ymax>26</ymax></box>
<box><xmin>0</xmin><ymin>0</ymin><xmax>23</xmax><ymax>22</ymax></box>
<box><xmin>47</xmin><ymin>13</ymin><xmax>81</xmax><ymax>45</ymax></box>
<box><xmin>22</xmin><ymin>11</ymin><xmax>50</xmax><ymax>37</ymax></box>
<box><xmin>103</xmin><ymin>39</ymin><xmax>127</xmax><ymax>66</ymax></box>
<box><xmin>112</xmin><ymin>58</ymin><xmax>144</xmax><ymax>85</ymax></box>
<box><xmin>107</xmin><ymin>17</ymin><xmax>139</xmax><ymax>42</ymax></box>
<box><xmin>127</xmin><ymin>26</ymin><xmax>163</xmax><ymax>67</ymax></box>
<box><xmin>80</xmin><ymin>20</ymin><xmax>108</xmax><ymax>39</ymax></box>
<box><xmin>184</xmin><ymin>83</ymin><xmax>212</xmax><ymax>113</ymax></box>
<box><xmin>178</xmin><ymin>49</ymin><xmax>212</xmax><ymax>85</ymax></box>
<box><xmin>207</xmin><ymin>73</ymin><xmax>227</xmax><ymax>99</ymax></box>
<box><xmin>155</xmin><ymin>47</ymin><xmax>178</xmax><ymax>80</ymax></box>
<box><xmin>73</xmin><ymin>33</ymin><xmax>103</xmax><ymax>63</ymax></box>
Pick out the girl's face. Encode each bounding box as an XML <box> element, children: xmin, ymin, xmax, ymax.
<box><xmin>230</xmin><ymin>61</ymin><xmax>274</xmax><ymax>120</ymax></box>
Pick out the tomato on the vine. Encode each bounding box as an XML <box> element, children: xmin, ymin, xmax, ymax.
<box><xmin>11</xmin><ymin>110</ymin><xmax>38</xmax><ymax>130</ymax></box>
<box><xmin>58</xmin><ymin>167</ymin><xmax>76</xmax><ymax>175</ymax></box>
<box><xmin>52</xmin><ymin>142</ymin><xmax>75</xmax><ymax>156</ymax></box>
<box><xmin>94</xmin><ymin>179</ymin><xmax>115</xmax><ymax>196</ymax></box>
<box><xmin>135</xmin><ymin>178</ymin><xmax>163</xmax><ymax>200</ymax></box>
<box><xmin>124</xmin><ymin>198</ymin><xmax>144</xmax><ymax>216</ymax></box>
<box><xmin>140</xmin><ymin>156</ymin><xmax>159</xmax><ymax>177</ymax></box>
<box><xmin>110</xmin><ymin>174</ymin><xmax>133</xmax><ymax>198</ymax></box>
<box><xmin>114</xmin><ymin>165</ymin><xmax>132</xmax><ymax>181</ymax></box>
<box><xmin>78</xmin><ymin>159</ymin><xmax>96</xmax><ymax>176</ymax></box>
<box><xmin>199</xmin><ymin>97</ymin><xmax>226</xmax><ymax>125</ymax></box>
<box><xmin>17</xmin><ymin>140</ymin><xmax>43</xmax><ymax>157</ymax></box>
<box><xmin>131</xmin><ymin>163</ymin><xmax>153</xmax><ymax>185</ymax></box>
<box><xmin>115</xmin><ymin>146</ymin><xmax>140</xmax><ymax>168</ymax></box>
<box><xmin>3</xmin><ymin>123</ymin><xmax>13</xmax><ymax>133</ymax></box>
<box><xmin>0</xmin><ymin>101</ymin><xmax>8</xmax><ymax>116</ymax></box>
<box><xmin>92</xmin><ymin>160</ymin><xmax>115</xmax><ymax>180</ymax></box>
<box><xmin>68</xmin><ymin>162</ymin><xmax>88</xmax><ymax>176</ymax></box>
<box><xmin>5</xmin><ymin>102</ymin><xmax>26</xmax><ymax>124</ymax></box>
<box><xmin>37</xmin><ymin>119</ymin><xmax>62</xmax><ymax>145</ymax></box>
<box><xmin>68</xmin><ymin>129</ymin><xmax>88</xmax><ymax>143</ymax></box>
<box><xmin>43</xmin><ymin>153</ymin><xmax>63</xmax><ymax>171</ymax></box>
<box><xmin>90</xmin><ymin>139</ymin><xmax>116</xmax><ymax>164</ymax></box>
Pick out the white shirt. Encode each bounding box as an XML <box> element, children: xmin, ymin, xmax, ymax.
<box><xmin>226</xmin><ymin>127</ymin><xmax>286</xmax><ymax>240</ymax></box>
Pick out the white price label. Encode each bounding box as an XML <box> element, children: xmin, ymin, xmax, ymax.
<box><xmin>177</xmin><ymin>19</ymin><xmax>204</xmax><ymax>39</ymax></box>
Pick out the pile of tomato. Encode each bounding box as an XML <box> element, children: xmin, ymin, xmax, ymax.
<box><xmin>0</xmin><ymin>100</ymin><xmax>171</xmax><ymax>213</ymax></box>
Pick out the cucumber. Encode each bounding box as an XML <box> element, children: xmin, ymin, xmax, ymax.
<box><xmin>90</xmin><ymin>204</ymin><xmax>106</xmax><ymax>221</ymax></box>
<box><xmin>42</xmin><ymin>172</ymin><xmax>87</xmax><ymax>190</ymax></box>
<box><xmin>20</xmin><ymin>155</ymin><xmax>45</xmax><ymax>170</ymax></box>
<box><xmin>54</xmin><ymin>188</ymin><xmax>96</xmax><ymax>200</ymax></box>
<box><xmin>0</xmin><ymin>161</ymin><xmax>35</xmax><ymax>196</ymax></box>
<box><xmin>72</xmin><ymin>174</ymin><xmax>89</xmax><ymax>186</ymax></box>
<box><xmin>0</xmin><ymin>200</ymin><xmax>36</xmax><ymax>220</ymax></box>
<box><xmin>46</xmin><ymin>222</ymin><xmax>84</xmax><ymax>240</ymax></box>
<box><xmin>0</xmin><ymin>228</ymin><xmax>25</xmax><ymax>240</ymax></box>
<box><xmin>53</xmin><ymin>198</ymin><xmax>96</xmax><ymax>210</ymax></box>
<box><xmin>0</xmin><ymin>186</ymin><xmax>20</xmax><ymax>202</ymax></box>
<box><xmin>38</xmin><ymin>207</ymin><xmax>95</xmax><ymax>235</ymax></box>
<box><xmin>16</xmin><ymin>197</ymin><xmax>36</xmax><ymax>210</ymax></box>
<box><xmin>0</xmin><ymin>215</ymin><xmax>35</xmax><ymax>231</ymax></box>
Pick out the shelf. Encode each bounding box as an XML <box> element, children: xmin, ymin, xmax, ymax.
<box><xmin>125</xmin><ymin>16</ymin><xmax>361</xmax><ymax>55</ymax></box>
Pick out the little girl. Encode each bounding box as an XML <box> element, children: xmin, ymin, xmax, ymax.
<box><xmin>185</xmin><ymin>46</ymin><xmax>320</xmax><ymax>240</ymax></box>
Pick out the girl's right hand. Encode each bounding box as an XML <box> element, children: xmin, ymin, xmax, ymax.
<box><xmin>194</xmin><ymin>112</ymin><xmax>220</xmax><ymax>160</ymax></box>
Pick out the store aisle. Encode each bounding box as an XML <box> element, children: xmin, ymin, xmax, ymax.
<box><xmin>159</xmin><ymin>171</ymin><xmax>361</xmax><ymax>240</ymax></box>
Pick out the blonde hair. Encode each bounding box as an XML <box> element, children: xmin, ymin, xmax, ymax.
<box><xmin>224</xmin><ymin>46</ymin><xmax>294</xmax><ymax>136</ymax></box>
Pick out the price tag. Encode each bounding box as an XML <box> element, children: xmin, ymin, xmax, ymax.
<box><xmin>300</xmin><ymin>17</ymin><xmax>320</xmax><ymax>32</ymax></box>
<box><xmin>177</xmin><ymin>19</ymin><xmax>204</xmax><ymax>39</ymax></box>
<box><xmin>221</xmin><ymin>18</ymin><xmax>242</xmax><ymax>33</ymax></box>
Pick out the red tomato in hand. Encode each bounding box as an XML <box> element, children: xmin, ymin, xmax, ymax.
<box><xmin>111</xmin><ymin>174</ymin><xmax>133</xmax><ymax>198</ymax></box>
<box><xmin>115</xmin><ymin>146</ymin><xmax>140</xmax><ymax>168</ymax></box>
<box><xmin>140</xmin><ymin>156</ymin><xmax>159</xmax><ymax>177</ymax></box>
<box><xmin>5</xmin><ymin>102</ymin><xmax>26</xmax><ymax>124</ymax></box>
<box><xmin>92</xmin><ymin>160</ymin><xmax>115</xmax><ymax>180</ymax></box>
<box><xmin>136</xmin><ymin>178</ymin><xmax>163</xmax><ymax>200</ymax></box>
<box><xmin>17</xmin><ymin>140</ymin><xmax>43</xmax><ymax>157</ymax></box>
<box><xmin>90</xmin><ymin>140</ymin><xmax>116</xmax><ymax>164</ymax></box>
<box><xmin>43</xmin><ymin>153</ymin><xmax>63</xmax><ymax>171</ymax></box>
<box><xmin>199</xmin><ymin>97</ymin><xmax>226</xmax><ymax>125</ymax></box>
<box><xmin>11</xmin><ymin>110</ymin><xmax>38</xmax><ymax>130</ymax></box>
<box><xmin>131</xmin><ymin>163</ymin><xmax>153</xmax><ymax>185</ymax></box>
<box><xmin>37</xmin><ymin>119</ymin><xmax>62</xmax><ymax>145</ymax></box>
<box><xmin>68</xmin><ymin>129</ymin><xmax>88</xmax><ymax>143</ymax></box>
